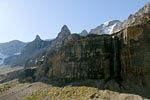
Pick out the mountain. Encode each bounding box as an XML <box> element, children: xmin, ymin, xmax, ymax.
<box><xmin>4</xmin><ymin>25</ymin><xmax>71</xmax><ymax>66</ymax></box>
<box><xmin>1</xmin><ymin>1</ymin><xmax>150</xmax><ymax>99</ymax></box>
<box><xmin>89</xmin><ymin>20</ymin><xmax>121</xmax><ymax>35</ymax></box>
<box><xmin>55</xmin><ymin>25</ymin><xmax>71</xmax><ymax>48</ymax></box>
<box><xmin>4</xmin><ymin>35</ymin><xmax>50</xmax><ymax>66</ymax></box>
<box><xmin>11</xmin><ymin>2</ymin><xmax>149</xmax><ymax>98</ymax></box>
<box><xmin>0</xmin><ymin>40</ymin><xmax>26</xmax><ymax>56</ymax></box>
<box><xmin>80</xmin><ymin>30</ymin><xmax>88</xmax><ymax>36</ymax></box>
<box><xmin>0</xmin><ymin>53</ymin><xmax>8</xmax><ymax>65</ymax></box>
<box><xmin>1</xmin><ymin>1</ymin><xmax>150</xmax><ymax>100</ymax></box>
<box><xmin>0</xmin><ymin>40</ymin><xmax>26</xmax><ymax>65</ymax></box>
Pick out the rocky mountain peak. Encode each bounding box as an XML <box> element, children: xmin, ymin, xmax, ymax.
<box><xmin>80</xmin><ymin>29</ymin><xmax>88</xmax><ymax>36</ymax></box>
<box><xmin>57</xmin><ymin>25</ymin><xmax>71</xmax><ymax>40</ymax></box>
<box><xmin>34</xmin><ymin>35</ymin><xmax>41</xmax><ymax>41</ymax></box>
<box><xmin>61</xmin><ymin>25</ymin><xmax>69</xmax><ymax>31</ymax></box>
<box><xmin>143</xmin><ymin>1</ymin><xmax>150</xmax><ymax>13</ymax></box>
<box><xmin>135</xmin><ymin>1</ymin><xmax>150</xmax><ymax>16</ymax></box>
<box><xmin>112</xmin><ymin>1</ymin><xmax>150</xmax><ymax>33</ymax></box>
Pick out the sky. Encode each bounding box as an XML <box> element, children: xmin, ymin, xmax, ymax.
<box><xmin>0</xmin><ymin>0</ymin><xmax>149</xmax><ymax>43</ymax></box>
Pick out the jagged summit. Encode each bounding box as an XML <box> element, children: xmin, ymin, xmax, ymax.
<box><xmin>60</xmin><ymin>25</ymin><xmax>71</xmax><ymax>34</ymax></box>
<box><xmin>135</xmin><ymin>1</ymin><xmax>150</xmax><ymax>16</ymax></box>
<box><xmin>34</xmin><ymin>35</ymin><xmax>42</xmax><ymax>41</ymax></box>
<box><xmin>112</xmin><ymin>1</ymin><xmax>150</xmax><ymax>33</ymax></box>
<box><xmin>80</xmin><ymin>29</ymin><xmax>88</xmax><ymax>36</ymax></box>
<box><xmin>57</xmin><ymin>25</ymin><xmax>71</xmax><ymax>40</ymax></box>
<box><xmin>61</xmin><ymin>25</ymin><xmax>69</xmax><ymax>31</ymax></box>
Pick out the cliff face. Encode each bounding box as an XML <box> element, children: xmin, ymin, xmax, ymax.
<box><xmin>40</xmin><ymin>34</ymin><xmax>114</xmax><ymax>82</ymax></box>
<box><xmin>116</xmin><ymin>21</ymin><xmax>150</xmax><ymax>88</ymax></box>
<box><xmin>30</xmin><ymin>2</ymin><xmax>150</xmax><ymax>88</ymax></box>
<box><xmin>4</xmin><ymin>2</ymin><xmax>150</xmax><ymax>93</ymax></box>
<box><xmin>111</xmin><ymin>2</ymin><xmax>150</xmax><ymax>88</ymax></box>
<box><xmin>34</xmin><ymin>34</ymin><xmax>122</xmax><ymax>83</ymax></box>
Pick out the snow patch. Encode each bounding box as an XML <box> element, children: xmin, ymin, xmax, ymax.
<box><xmin>14</xmin><ymin>52</ymin><xmax>21</xmax><ymax>55</ymax></box>
<box><xmin>109</xmin><ymin>23</ymin><xmax>118</xmax><ymax>34</ymax></box>
<box><xmin>102</xmin><ymin>21</ymin><xmax>119</xmax><ymax>34</ymax></box>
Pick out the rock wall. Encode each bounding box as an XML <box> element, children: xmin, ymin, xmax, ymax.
<box><xmin>117</xmin><ymin>21</ymin><xmax>150</xmax><ymax>88</ymax></box>
<box><xmin>34</xmin><ymin>21</ymin><xmax>150</xmax><ymax>88</ymax></box>
<box><xmin>36</xmin><ymin>34</ymin><xmax>119</xmax><ymax>82</ymax></box>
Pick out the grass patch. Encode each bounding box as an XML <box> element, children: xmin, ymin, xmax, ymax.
<box><xmin>0</xmin><ymin>83</ymin><xmax>11</xmax><ymax>94</ymax></box>
<box><xmin>22</xmin><ymin>86</ymin><xmax>100</xmax><ymax>100</ymax></box>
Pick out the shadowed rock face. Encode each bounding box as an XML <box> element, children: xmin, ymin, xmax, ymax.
<box><xmin>110</xmin><ymin>2</ymin><xmax>150</xmax><ymax>88</ymax></box>
<box><xmin>41</xmin><ymin>35</ymin><xmax>114</xmax><ymax>81</ymax></box>
<box><xmin>117</xmin><ymin>21</ymin><xmax>150</xmax><ymax>88</ymax></box>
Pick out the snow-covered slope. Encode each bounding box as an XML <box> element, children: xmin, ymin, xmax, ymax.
<box><xmin>89</xmin><ymin>20</ymin><xmax>121</xmax><ymax>35</ymax></box>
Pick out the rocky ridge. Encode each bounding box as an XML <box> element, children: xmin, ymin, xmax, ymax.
<box><xmin>112</xmin><ymin>1</ymin><xmax>150</xmax><ymax>33</ymax></box>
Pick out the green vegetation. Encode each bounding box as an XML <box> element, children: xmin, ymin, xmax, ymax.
<box><xmin>22</xmin><ymin>86</ymin><xmax>100</xmax><ymax>100</ymax></box>
<box><xmin>0</xmin><ymin>83</ymin><xmax>11</xmax><ymax>94</ymax></box>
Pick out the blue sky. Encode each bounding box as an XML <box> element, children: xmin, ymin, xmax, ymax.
<box><xmin>0</xmin><ymin>0</ymin><xmax>149</xmax><ymax>43</ymax></box>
